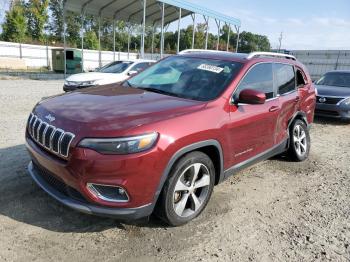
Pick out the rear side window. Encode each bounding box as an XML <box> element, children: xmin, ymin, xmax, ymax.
<box><xmin>236</xmin><ymin>63</ymin><xmax>274</xmax><ymax>99</ymax></box>
<box><xmin>130</xmin><ymin>62</ymin><xmax>152</xmax><ymax>73</ymax></box>
<box><xmin>296</xmin><ymin>69</ymin><xmax>307</xmax><ymax>87</ymax></box>
<box><xmin>274</xmin><ymin>63</ymin><xmax>296</xmax><ymax>95</ymax></box>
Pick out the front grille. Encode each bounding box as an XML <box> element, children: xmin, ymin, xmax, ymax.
<box><xmin>33</xmin><ymin>162</ymin><xmax>86</xmax><ymax>202</ymax></box>
<box><xmin>316</xmin><ymin>96</ymin><xmax>345</xmax><ymax>105</ymax></box>
<box><xmin>27</xmin><ymin>113</ymin><xmax>75</xmax><ymax>158</ymax></box>
<box><xmin>315</xmin><ymin>109</ymin><xmax>340</xmax><ymax>116</ymax></box>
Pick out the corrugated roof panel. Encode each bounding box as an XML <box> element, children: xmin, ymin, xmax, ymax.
<box><xmin>65</xmin><ymin>0</ymin><xmax>240</xmax><ymax>26</ymax></box>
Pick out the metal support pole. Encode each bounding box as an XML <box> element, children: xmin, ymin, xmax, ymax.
<box><xmin>215</xmin><ymin>19</ymin><xmax>221</xmax><ymax>50</ymax></box>
<box><xmin>226</xmin><ymin>24</ymin><xmax>231</xmax><ymax>51</ymax></box>
<box><xmin>98</xmin><ymin>14</ymin><xmax>102</xmax><ymax>68</ymax></box>
<box><xmin>141</xmin><ymin>0</ymin><xmax>146</xmax><ymax>58</ymax></box>
<box><xmin>81</xmin><ymin>11</ymin><xmax>85</xmax><ymax>72</ymax></box>
<box><xmin>160</xmin><ymin>3</ymin><xmax>165</xmax><ymax>58</ymax></box>
<box><xmin>151</xmin><ymin>25</ymin><xmax>155</xmax><ymax>59</ymax></box>
<box><xmin>19</xmin><ymin>43</ymin><xmax>22</xmax><ymax>59</ymax></box>
<box><xmin>235</xmin><ymin>26</ymin><xmax>240</xmax><ymax>53</ymax></box>
<box><xmin>46</xmin><ymin>41</ymin><xmax>49</xmax><ymax>69</ymax></box>
<box><xmin>127</xmin><ymin>26</ymin><xmax>131</xmax><ymax>60</ymax></box>
<box><xmin>63</xmin><ymin>0</ymin><xmax>67</xmax><ymax>78</ymax></box>
<box><xmin>191</xmin><ymin>13</ymin><xmax>196</xmax><ymax>49</ymax></box>
<box><xmin>177</xmin><ymin>8</ymin><xmax>182</xmax><ymax>53</ymax></box>
<box><xmin>113</xmin><ymin>18</ymin><xmax>116</xmax><ymax>61</ymax></box>
<box><xmin>204</xmin><ymin>16</ymin><xmax>209</xmax><ymax>50</ymax></box>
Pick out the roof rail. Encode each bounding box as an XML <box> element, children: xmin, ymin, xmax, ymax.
<box><xmin>178</xmin><ymin>49</ymin><xmax>231</xmax><ymax>54</ymax></box>
<box><xmin>247</xmin><ymin>52</ymin><xmax>296</xmax><ymax>61</ymax></box>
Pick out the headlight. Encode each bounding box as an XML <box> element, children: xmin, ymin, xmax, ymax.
<box><xmin>78</xmin><ymin>133</ymin><xmax>158</xmax><ymax>154</ymax></box>
<box><xmin>64</xmin><ymin>80</ymin><xmax>97</xmax><ymax>87</ymax></box>
<box><xmin>342</xmin><ymin>98</ymin><xmax>350</xmax><ymax>106</ymax></box>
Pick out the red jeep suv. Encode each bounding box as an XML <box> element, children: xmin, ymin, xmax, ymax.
<box><xmin>26</xmin><ymin>50</ymin><xmax>316</xmax><ymax>226</ymax></box>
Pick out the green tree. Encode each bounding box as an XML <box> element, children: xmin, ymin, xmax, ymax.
<box><xmin>48</xmin><ymin>0</ymin><xmax>63</xmax><ymax>42</ymax></box>
<box><xmin>84</xmin><ymin>30</ymin><xmax>98</xmax><ymax>50</ymax></box>
<box><xmin>237</xmin><ymin>31</ymin><xmax>271</xmax><ymax>53</ymax></box>
<box><xmin>1</xmin><ymin>1</ymin><xmax>27</xmax><ymax>42</ymax></box>
<box><xmin>26</xmin><ymin>0</ymin><xmax>49</xmax><ymax>42</ymax></box>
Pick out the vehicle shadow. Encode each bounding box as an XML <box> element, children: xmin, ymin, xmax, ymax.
<box><xmin>0</xmin><ymin>144</ymin><xmax>166</xmax><ymax>233</ymax></box>
<box><xmin>314</xmin><ymin>116</ymin><xmax>350</xmax><ymax>126</ymax></box>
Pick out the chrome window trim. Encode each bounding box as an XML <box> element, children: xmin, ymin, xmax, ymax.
<box><xmin>230</xmin><ymin>62</ymin><xmax>274</xmax><ymax>104</ymax></box>
<box><xmin>231</xmin><ymin>61</ymin><xmax>298</xmax><ymax>105</ymax></box>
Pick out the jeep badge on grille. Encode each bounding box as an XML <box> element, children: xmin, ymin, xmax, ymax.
<box><xmin>45</xmin><ymin>114</ymin><xmax>56</xmax><ymax>122</ymax></box>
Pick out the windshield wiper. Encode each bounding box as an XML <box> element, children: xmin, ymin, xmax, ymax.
<box><xmin>124</xmin><ymin>80</ymin><xmax>134</xmax><ymax>88</ymax></box>
<box><xmin>139</xmin><ymin>87</ymin><xmax>181</xmax><ymax>98</ymax></box>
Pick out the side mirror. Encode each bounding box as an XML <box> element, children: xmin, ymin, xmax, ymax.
<box><xmin>238</xmin><ymin>89</ymin><xmax>266</xmax><ymax>105</ymax></box>
<box><xmin>128</xmin><ymin>70</ymin><xmax>138</xmax><ymax>76</ymax></box>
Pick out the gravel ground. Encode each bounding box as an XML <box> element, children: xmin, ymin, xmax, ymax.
<box><xmin>0</xmin><ymin>80</ymin><xmax>349</xmax><ymax>262</ymax></box>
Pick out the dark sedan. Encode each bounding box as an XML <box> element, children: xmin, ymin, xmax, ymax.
<box><xmin>315</xmin><ymin>71</ymin><xmax>350</xmax><ymax>120</ymax></box>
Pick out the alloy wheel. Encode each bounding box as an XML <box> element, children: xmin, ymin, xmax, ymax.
<box><xmin>293</xmin><ymin>124</ymin><xmax>307</xmax><ymax>156</ymax></box>
<box><xmin>172</xmin><ymin>163</ymin><xmax>211</xmax><ymax>218</ymax></box>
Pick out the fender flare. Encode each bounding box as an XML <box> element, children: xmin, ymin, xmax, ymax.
<box><xmin>152</xmin><ymin>139</ymin><xmax>224</xmax><ymax>204</ymax></box>
<box><xmin>287</xmin><ymin>111</ymin><xmax>309</xmax><ymax>149</ymax></box>
<box><xmin>288</xmin><ymin>111</ymin><xmax>309</xmax><ymax>129</ymax></box>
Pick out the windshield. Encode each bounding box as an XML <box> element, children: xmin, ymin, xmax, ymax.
<box><xmin>98</xmin><ymin>61</ymin><xmax>132</xmax><ymax>73</ymax></box>
<box><xmin>316</xmin><ymin>72</ymin><xmax>350</xmax><ymax>88</ymax></box>
<box><xmin>126</xmin><ymin>56</ymin><xmax>243</xmax><ymax>101</ymax></box>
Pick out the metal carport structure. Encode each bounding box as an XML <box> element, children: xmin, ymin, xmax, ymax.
<box><xmin>63</xmin><ymin>0</ymin><xmax>241</xmax><ymax>77</ymax></box>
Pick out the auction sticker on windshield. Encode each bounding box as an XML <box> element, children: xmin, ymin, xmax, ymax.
<box><xmin>197</xmin><ymin>64</ymin><xmax>224</xmax><ymax>74</ymax></box>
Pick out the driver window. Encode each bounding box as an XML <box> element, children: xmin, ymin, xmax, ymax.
<box><xmin>235</xmin><ymin>63</ymin><xmax>274</xmax><ymax>99</ymax></box>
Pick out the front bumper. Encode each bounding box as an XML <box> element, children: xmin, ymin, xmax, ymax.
<box><xmin>315</xmin><ymin>103</ymin><xmax>350</xmax><ymax>119</ymax></box>
<box><xmin>63</xmin><ymin>84</ymin><xmax>95</xmax><ymax>92</ymax></box>
<box><xmin>28</xmin><ymin>161</ymin><xmax>154</xmax><ymax>219</ymax></box>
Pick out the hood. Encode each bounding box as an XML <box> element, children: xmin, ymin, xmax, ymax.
<box><xmin>316</xmin><ymin>85</ymin><xmax>350</xmax><ymax>97</ymax></box>
<box><xmin>33</xmin><ymin>84</ymin><xmax>205</xmax><ymax>137</ymax></box>
<box><xmin>66</xmin><ymin>72</ymin><xmax>123</xmax><ymax>82</ymax></box>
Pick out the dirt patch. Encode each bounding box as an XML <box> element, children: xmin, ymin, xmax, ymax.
<box><xmin>0</xmin><ymin>80</ymin><xmax>349</xmax><ymax>261</ymax></box>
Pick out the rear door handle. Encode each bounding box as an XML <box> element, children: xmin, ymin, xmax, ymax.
<box><xmin>269</xmin><ymin>106</ymin><xmax>280</xmax><ymax>112</ymax></box>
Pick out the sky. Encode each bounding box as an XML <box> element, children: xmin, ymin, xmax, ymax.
<box><xmin>181</xmin><ymin>0</ymin><xmax>350</xmax><ymax>50</ymax></box>
<box><xmin>0</xmin><ymin>0</ymin><xmax>349</xmax><ymax>50</ymax></box>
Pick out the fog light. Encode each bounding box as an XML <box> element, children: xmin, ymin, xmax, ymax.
<box><xmin>87</xmin><ymin>183</ymin><xmax>129</xmax><ymax>203</ymax></box>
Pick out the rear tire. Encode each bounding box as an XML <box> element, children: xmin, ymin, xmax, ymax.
<box><xmin>287</xmin><ymin>119</ymin><xmax>310</xmax><ymax>161</ymax></box>
<box><xmin>156</xmin><ymin>151</ymin><xmax>215</xmax><ymax>226</ymax></box>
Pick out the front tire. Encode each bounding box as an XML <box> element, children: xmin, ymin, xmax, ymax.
<box><xmin>157</xmin><ymin>151</ymin><xmax>215</xmax><ymax>226</ymax></box>
<box><xmin>287</xmin><ymin>119</ymin><xmax>310</xmax><ymax>161</ymax></box>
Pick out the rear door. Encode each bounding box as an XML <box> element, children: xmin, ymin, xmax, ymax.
<box><xmin>274</xmin><ymin>63</ymin><xmax>299</xmax><ymax>144</ymax></box>
<box><xmin>228</xmin><ymin>63</ymin><xmax>280</xmax><ymax>165</ymax></box>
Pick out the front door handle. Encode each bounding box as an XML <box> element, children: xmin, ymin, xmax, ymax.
<box><xmin>269</xmin><ymin>106</ymin><xmax>280</xmax><ymax>112</ymax></box>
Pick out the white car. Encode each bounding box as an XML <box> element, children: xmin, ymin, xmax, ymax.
<box><xmin>63</xmin><ymin>59</ymin><xmax>155</xmax><ymax>92</ymax></box>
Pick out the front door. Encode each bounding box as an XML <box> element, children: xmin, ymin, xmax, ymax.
<box><xmin>227</xmin><ymin>63</ymin><xmax>280</xmax><ymax>166</ymax></box>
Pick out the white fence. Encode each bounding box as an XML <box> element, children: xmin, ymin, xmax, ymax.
<box><xmin>0</xmin><ymin>41</ymin><xmax>139</xmax><ymax>71</ymax></box>
<box><xmin>290</xmin><ymin>50</ymin><xmax>350</xmax><ymax>80</ymax></box>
